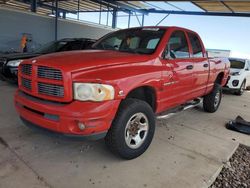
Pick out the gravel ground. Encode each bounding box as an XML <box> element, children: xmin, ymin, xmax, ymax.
<box><xmin>210</xmin><ymin>144</ymin><xmax>250</xmax><ymax>188</ymax></box>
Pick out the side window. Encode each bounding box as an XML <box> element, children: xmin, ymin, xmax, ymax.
<box><xmin>166</xmin><ymin>31</ymin><xmax>190</xmax><ymax>59</ymax></box>
<box><xmin>188</xmin><ymin>33</ymin><xmax>204</xmax><ymax>58</ymax></box>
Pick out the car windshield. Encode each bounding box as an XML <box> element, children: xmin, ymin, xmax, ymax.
<box><xmin>93</xmin><ymin>28</ymin><xmax>165</xmax><ymax>54</ymax></box>
<box><xmin>34</xmin><ymin>40</ymin><xmax>79</xmax><ymax>54</ymax></box>
<box><xmin>229</xmin><ymin>59</ymin><xmax>245</xmax><ymax>69</ymax></box>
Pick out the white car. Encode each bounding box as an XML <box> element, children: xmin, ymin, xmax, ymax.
<box><xmin>225</xmin><ymin>58</ymin><xmax>250</xmax><ymax>95</ymax></box>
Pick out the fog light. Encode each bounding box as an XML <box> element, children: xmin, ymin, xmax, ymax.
<box><xmin>232</xmin><ymin>80</ymin><xmax>239</xmax><ymax>87</ymax></box>
<box><xmin>78</xmin><ymin>121</ymin><xmax>86</xmax><ymax>130</ymax></box>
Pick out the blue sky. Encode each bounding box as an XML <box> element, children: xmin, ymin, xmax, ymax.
<box><xmin>71</xmin><ymin>2</ymin><xmax>250</xmax><ymax>59</ymax></box>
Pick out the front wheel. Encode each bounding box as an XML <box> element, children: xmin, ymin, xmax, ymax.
<box><xmin>105</xmin><ymin>99</ymin><xmax>155</xmax><ymax>159</ymax></box>
<box><xmin>203</xmin><ymin>83</ymin><xmax>222</xmax><ymax>113</ymax></box>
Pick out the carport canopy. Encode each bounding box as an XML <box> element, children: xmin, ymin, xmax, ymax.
<box><xmin>1</xmin><ymin>1</ymin><xmax>250</xmax><ymax>16</ymax></box>
<box><xmin>1</xmin><ymin>0</ymin><xmax>250</xmax><ymax>39</ymax></box>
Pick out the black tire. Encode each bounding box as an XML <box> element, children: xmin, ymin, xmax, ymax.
<box><xmin>235</xmin><ymin>80</ymin><xmax>246</xmax><ymax>96</ymax></box>
<box><xmin>203</xmin><ymin>83</ymin><xmax>222</xmax><ymax>113</ymax></box>
<box><xmin>105</xmin><ymin>98</ymin><xmax>155</xmax><ymax>160</ymax></box>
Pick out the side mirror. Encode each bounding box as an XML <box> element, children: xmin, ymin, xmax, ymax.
<box><xmin>162</xmin><ymin>43</ymin><xmax>170</xmax><ymax>59</ymax></box>
<box><xmin>162</xmin><ymin>43</ymin><xmax>176</xmax><ymax>59</ymax></box>
<box><xmin>162</xmin><ymin>49</ymin><xmax>170</xmax><ymax>59</ymax></box>
<box><xmin>162</xmin><ymin>49</ymin><xmax>176</xmax><ymax>60</ymax></box>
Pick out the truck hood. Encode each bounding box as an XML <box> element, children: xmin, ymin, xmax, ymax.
<box><xmin>29</xmin><ymin>50</ymin><xmax>152</xmax><ymax>73</ymax></box>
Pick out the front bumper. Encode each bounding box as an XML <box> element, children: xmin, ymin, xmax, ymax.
<box><xmin>225</xmin><ymin>75</ymin><xmax>242</xmax><ymax>90</ymax></box>
<box><xmin>15</xmin><ymin>90</ymin><xmax>120</xmax><ymax>139</ymax></box>
<box><xmin>20</xmin><ymin>117</ymin><xmax>107</xmax><ymax>140</ymax></box>
<box><xmin>223</xmin><ymin>86</ymin><xmax>239</xmax><ymax>92</ymax></box>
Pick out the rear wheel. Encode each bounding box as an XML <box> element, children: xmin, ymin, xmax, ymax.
<box><xmin>203</xmin><ymin>83</ymin><xmax>222</xmax><ymax>113</ymax></box>
<box><xmin>105</xmin><ymin>98</ymin><xmax>155</xmax><ymax>159</ymax></box>
<box><xmin>235</xmin><ymin>80</ymin><xmax>246</xmax><ymax>96</ymax></box>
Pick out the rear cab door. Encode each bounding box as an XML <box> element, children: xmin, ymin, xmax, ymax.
<box><xmin>187</xmin><ymin>32</ymin><xmax>209</xmax><ymax>97</ymax></box>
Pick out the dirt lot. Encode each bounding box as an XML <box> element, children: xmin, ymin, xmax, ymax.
<box><xmin>0</xmin><ymin>80</ymin><xmax>249</xmax><ymax>188</ymax></box>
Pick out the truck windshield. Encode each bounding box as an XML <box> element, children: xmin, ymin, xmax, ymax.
<box><xmin>93</xmin><ymin>28</ymin><xmax>165</xmax><ymax>54</ymax></box>
<box><xmin>229</xmin><ymin>59</ymin><xmax>245</xmax><ymax>69</ymax></box>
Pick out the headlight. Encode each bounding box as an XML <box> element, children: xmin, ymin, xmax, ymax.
<box><xmin>7</xmin><ymin>59</ymin><xmax>23</xmax><ymax>67</ymax></box>
<box><xmin>231</xmin><ymin>72</ymin><xmax>241</xmax><ymax>76</ymax></box>
<box><xmin>73</xmin><ymin>83</ymin><xmax>115</xmax><ymax>101</ymax></box>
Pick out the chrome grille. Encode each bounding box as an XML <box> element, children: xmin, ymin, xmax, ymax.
<box><xmin>38</xmin><ymin>82</ymin><xmax>64</xmax><ymax>97</ymax></box>
<box><xmin>21</xmin><ymin>78</ymin><xmax>31</xmax><ymax>90</ymax></box>
<box><xmin>38</xmin><ymin>66</ymin><xmax>62</xmax><ymax>80</ymax></box>
<box><xmin>21</xmin><ymin>64</ymin><xmax>32</xmax><ymax>75</ymax></box>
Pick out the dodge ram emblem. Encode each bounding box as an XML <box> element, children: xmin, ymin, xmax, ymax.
<box><xmin>32</xmin><ymin>60</ymin><xmax>37</xmax><ymax>64</ymax></box>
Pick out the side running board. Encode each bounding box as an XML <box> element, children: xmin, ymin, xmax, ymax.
<box><xmin>157</xmin><ymin>98</ymin><xmax>202</xmax><ymax>120</ymax></box>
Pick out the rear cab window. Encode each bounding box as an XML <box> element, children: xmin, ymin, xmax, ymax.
<box><xmin>187</xmin><ymin>32</ymin><xmax>204</xmax><ymax>58</ymax></box>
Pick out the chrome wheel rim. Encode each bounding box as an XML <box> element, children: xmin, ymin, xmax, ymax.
<box><xmin>214</xmin><ymin>91</ymin><xmax>221</xmax><ymax>107</ymax></box>
<box><xmin>125</xmin><ymin>113</ymin><xmax>149</xmax><ymax>149</ymax></box>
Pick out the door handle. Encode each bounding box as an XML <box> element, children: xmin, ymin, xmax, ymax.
<box><xmin>186</xmin><ymin>65</ymin><xmax>193</xmax><ymax>70</ymax></box>
<box><xmin>203</xmin><ymin>63</ymin><xmax>209</xmax><ymax>68</ymax></box>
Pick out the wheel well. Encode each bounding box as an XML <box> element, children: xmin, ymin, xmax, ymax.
<box><xmin>215</xmin><ymin>72</ymin><xmax>224</xmax><ymax>85</ymax></box>
<box><xmin>126</xmin><ymin>86</ymin><xmax>156</xmax><ymax>112</ymax></box>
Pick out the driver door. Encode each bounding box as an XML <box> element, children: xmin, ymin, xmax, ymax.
<box><xmin>160</xmin><ymin>30</ymin><xmax>194</xmax><ymax>110</ymax></box>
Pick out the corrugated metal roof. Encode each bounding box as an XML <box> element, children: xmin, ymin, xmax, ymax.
<box><xmin>0</xmin><ymin>1</ymin><xmax>250</xmax><ymax>16</ymax></box>
<box><xmin>194</xmin><ymin>1</ymin><xmax>250</xmax><ymax>13</ymax></box>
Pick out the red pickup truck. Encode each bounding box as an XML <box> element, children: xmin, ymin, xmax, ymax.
<box><xmin>15</xmin><ymin>27</ymin><xmax>230</xmax><ymax>159</ymax></box>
